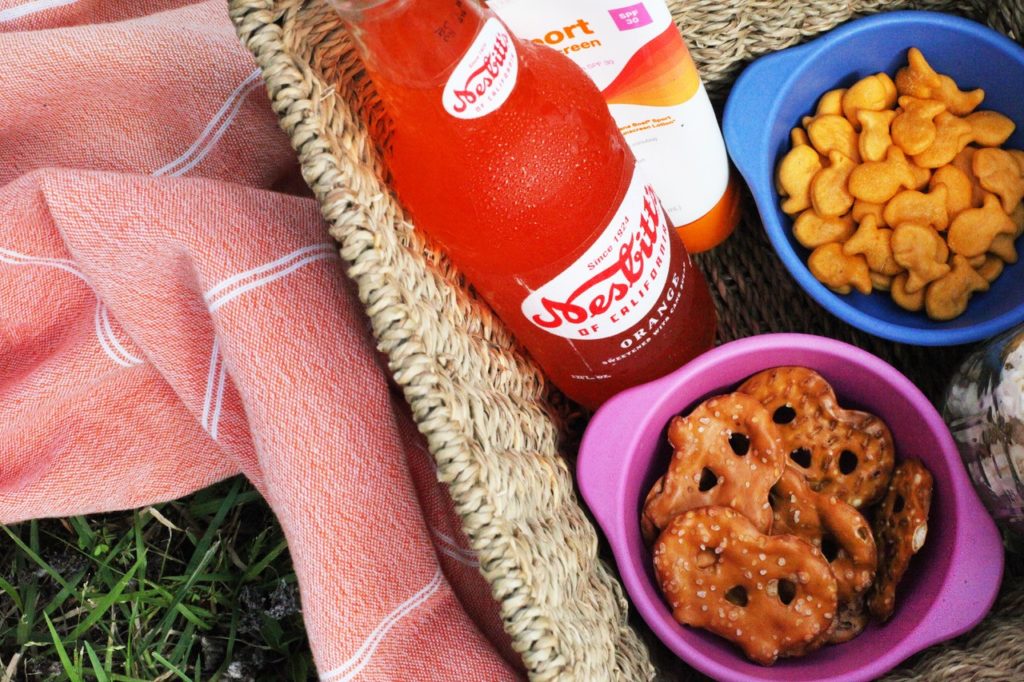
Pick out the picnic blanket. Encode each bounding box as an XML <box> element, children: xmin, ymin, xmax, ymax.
<box><xmin>0</xmin><ymin>0</ymin><xmax>522</xmax><ymax>678</ymax></box>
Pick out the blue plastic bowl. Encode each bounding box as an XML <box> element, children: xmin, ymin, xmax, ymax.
<box><xmin>723</xmin><ymin>11</ymin><xmax>1024</xmax><ymax>346</ymax></box>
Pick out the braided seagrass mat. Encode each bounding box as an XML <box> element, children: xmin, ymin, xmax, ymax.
<box><xmin>229</xmin><ymin>0</ymin><xmax>1024</xmax><ymax>679</ymax></box>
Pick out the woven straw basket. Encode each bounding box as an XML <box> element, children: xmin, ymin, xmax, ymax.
<box><xmin>228</xmin><ymin>0</ymin><xmax>1024</xmax><ymax>679</ymax></box>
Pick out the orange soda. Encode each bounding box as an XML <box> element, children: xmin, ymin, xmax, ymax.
<box><xmin>332</xmin><ymin>0</ymin><xmax>716</xmax><ymax>409</ymax></box>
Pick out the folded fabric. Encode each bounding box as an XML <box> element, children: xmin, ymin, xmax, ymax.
<box><xmin>0</xmin><ymin>0</ymin><xmax>521</xmax><ymax>678</ymax></box>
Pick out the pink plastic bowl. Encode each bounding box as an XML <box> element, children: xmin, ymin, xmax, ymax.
<box><xmin>578</xmin><ymin>334</ymin><xmax>1004</xmax><ymax>682</ymax></box>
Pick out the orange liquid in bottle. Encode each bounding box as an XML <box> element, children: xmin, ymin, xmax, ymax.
<box><xmin>338</xmin><ymin>0</ymin><xmax>716</xmax><ymax>409</ymax></box>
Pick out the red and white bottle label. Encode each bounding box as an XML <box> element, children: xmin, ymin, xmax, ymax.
<box><xmin>521</xmin><ymin>174</ymin><xmax>676</xmax><ymax>340</ymax></box>
<box><xmin>442</xmin><ymin>18</ymin><xmax>519</xmax><ymax>119</ymax></box>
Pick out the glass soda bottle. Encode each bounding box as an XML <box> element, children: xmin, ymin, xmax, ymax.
<box><xmin>331</xmin><ymin>0</ymin><xmax>717</xmax><ymax>409</ymax></box>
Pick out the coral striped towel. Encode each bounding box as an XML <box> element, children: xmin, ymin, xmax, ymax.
<box><xmin>0</xmin><ymin>0</ymin><xmax>520</xmax><ymax>678</ymax></box>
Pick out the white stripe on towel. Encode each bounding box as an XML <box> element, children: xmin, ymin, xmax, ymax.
<box><xmin>100</xmin><ymin>302</ymin><xmax>144</xmax><ymax>365</ymax></box>
<box><xmin>319</xmin><ymin>568</ymin><xmax>444</xmax><ymax>682</ymax></box>
<box><xmin>93</xmin><ymin>303</ymin><xmax>135</xmax><ymax>367</ymax></box>
<box><xmin>209</xmin><ymin>359</ymin><xmax>227</xmax><ymax>440</ymax></box>
<box><xmin>152</xmin><ymin>68</ymin><xmax>263</xmax><ymax>178</ymax></box>
<box><xmin>0</xmin><ymin>247</ymin><xmax>91</xmax><ymax>285</ymax></box>
<box><xmin>0</xmin><ymin>0</ymin><xmax>78</xmax><ymax>24</ymax></box>
<box><xmin>200</xmin><ymin>338</ymin><xmax>221</xmax><ymax>434</ymax></box>
<box><xmin>205</xmin><ymin>243</ymin><xmax>336</xmax><ymax>313</ymax></box>
<box><xmin>431</xmin><ymin>528</ymin><xmax>479</xmax><ymax>567</ymax></box>
<box><xmin>1</xmin><ymin>247</ymin><xmax>143</xmax><ymax>368</ymax></box>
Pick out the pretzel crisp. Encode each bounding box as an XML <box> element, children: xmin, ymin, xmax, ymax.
<box><xmin>653</xmin><ymin>507</ymin><xmax>838</xmax><ymax>665</ymax></box>
<box><xmin>641</xmin><ymin>393</ymin><xmax>785</xmax><ymax>543</ymax></box>
<box><xmin>830</xmin><ymin>596</ymin><xmax>870</xmax><ymax>644</ymax></box>
<box><xmin>770</xmin><ymin>467</ymin><xmax>877</xmax><ymax>606</ymax></box>
<box><xmin>738</xmin><ymin>367</ymin><xmax>895</xmax><ymax>509</ymax></box>
<box><xmin>868</xmin><ymin>459</ymin><xmax>933</xmax><ymax>622</ymax></box>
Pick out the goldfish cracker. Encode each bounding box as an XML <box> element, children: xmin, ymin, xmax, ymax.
<box><xmin>935</xmin><ymin>75</ymin><xmax>985</xmax><ymax>117</ymax></box>
<box><xmin>925</xmin><ymin>255</ymin><xmax>990</xmax><ymax>321</ymax></box>
<box><xmin>848</xmin><ymin>146</ymin><xmax>918</xmax><ymax>203</ymax></box>
<box><xmin>977</xmin><ymin>255</ymin><xmax>1006</xmax><ymax>283</ymax></box>
<box><xmin>891</xmin><ymin>97</ymin><xmax>946</xmax><ymax>155</ymax></box>
<box><xmin>883</xmin><ymin>186</ymin><xmax>950</xmax><ymax>232</ymax></box>
<box><xmin>857</xmin><ymin>109</ymin><xmax>897</xmax><ymax>162</ymax></box>
<box><xmin>966</xmin><ymin>111</ymin><xmax>1016</xmax><ymax>147</ymax></box>
<box><xmin>777</xmin><ymin>144</ymin><xmax>823</xmax><ymax>215</ymax></box>
<box><xmin>1011</xmin><ymin>203</ymin><xmax>1024</xmax><ymax>236</ymax></box>
<box><xmin>842</xmin><ymin>73</ymin><xmax>897</xmax><ymax>128</ymax></box>
<box><xmin>871</xmin><ymin>271</ymin><xmax>894</xmax><ymax>291</ymax></box>
<box><xmin>951</xmin><ymin>147</ymin><xmax>986</xmax><ymax>208</ymax></box>
<box><xmin>891</xmin><ymin>272</ymin><xmax>925</xmax><ymax>311</ymax></box>
<box><xmin>853</xmin><ymin>199</ymin><xmax>888</xmax><ymax>227</ymax></box>
<box><xmin>891</xmin><ymin>222</ymin><xmax>951</xmax><ymax>293</ymax></box>
<box><xmin>989</xmin><ymin>233</ymin><xmax>1019</xmax><ymax>264</ymax></box>
<box><xmin>817</xmin><ymin>88</ymin><xmax>847</xmax><ymax>116</ymax></box>
<box><xmin>811</xmin><ymin>151</ymin><xmax>857</xmax><ymax>217</ymax></box>
<box><xmin>778</xmin><ymin>47</ymin><xmax>1022</xmax><ymax>322</ymax></box>
<box><xmin>909</xmin><ymin>160</ymin><xmax>933</xmax><ymax>191</ymax></box>
<box><xmin>809</xmin><ymin>243</ymin><xmax>873</xmax><ymax>295</ymax></box>
<box><xmin>890</xmin><ymin>145</ymin><xmax>932</xmax><ymax>189</ymax></box>
<box><xmin>793</xmin><ymin>210</ymin><xmax>856</xmax><ymax>249</ymax></box>
<box><xmin>973</xmin><ymin>147</ymin><xmax>1024</xmax><ymax>213</ymax></box>
<box><xmin>946</xmin><ymin>193</ymin><xmax>1016</xmax><ymax>257</ymax></box>
<box><xmin>880</xmin><ymin>73</ymin><xmax>898</xmax><ymax>108</ymax></box>
<box><xmin>843</xmin><ymin>214</ymin><xmax>902</xmax><ymax>275</ymax></box>
<box><xmin>912</xmin><ymin>111</ymin><xmax>973</xmax><ymax>169</ymax></box>
<box><xmin>808</xmin><ymin>114</ymin><xmax>861</xmax><ymax>162</ymax></box>
<box><xmin>895</xmin><ymin>48</ymin><xmax>941</xmax><ymax>99</ymax></box>
<box><xmin>929</xmin><ymin>165</ymin><xmax>974</xmax><ymax>218</ymax></box>
<box><xmin>895</xmin><ymin>48</ymin><xmax>984</xmax><ymax>116</ymax></box>
<box><xmin>1009</xmin><ymin>149</ymin><xmax>1024</xmax><ymax>176</ymax></box>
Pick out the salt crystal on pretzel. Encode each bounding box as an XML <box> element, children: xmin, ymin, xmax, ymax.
<box><xmin>737</xmin><ymin>366</ymin><xmax>895</xmax><ymax>509</ymax></box>
<box><xmin>653</xmin><ymin>507</ymin><xmax>838</xmax><ymax>665</ymax></box>
<box><xmin>641</xmin><ymin>393</ymin><xmax>785</xmax><ymax>543</ymax></box>
<box><xmin>868</xmin><ymin>459</ymin><xmax>933</xmax><ymax>622</ymax></box>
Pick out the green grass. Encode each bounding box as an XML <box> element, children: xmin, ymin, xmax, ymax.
<box><xmin>5</xmin><ymin>475</ymin><xmax>1021</xmax><ymax>682</ymax></box>
<box><xmin>0</xmin><ymin>477</ymin><xmax>312</xmax><ymax>681</ymax></box>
